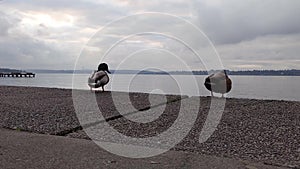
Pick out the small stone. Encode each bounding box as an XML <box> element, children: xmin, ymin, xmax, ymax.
<box><xmin>150</xmin><ymin>161</ymin><xmax>160</xmax><ymax>164</ymax></box>
<box><xmin>107</xmin><ymin>160</ymin><xmax>116</xmax><ymax>164</ymax></box>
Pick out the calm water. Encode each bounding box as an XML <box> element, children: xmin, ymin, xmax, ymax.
<box><xmin>0</xmin><ymin>73</ymin><xmax>299</xmax><ymax>101</ymax></box>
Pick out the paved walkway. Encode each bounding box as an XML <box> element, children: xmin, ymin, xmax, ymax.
<box><xmin>0</xmin><ymin>129</ymin><xmax>287</xmax><ymax>169</ymax></box>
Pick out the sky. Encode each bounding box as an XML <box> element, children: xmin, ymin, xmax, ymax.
<box><xmin>0</xmin><ymin>0</ymin><xmax>300</xmax><ymax>71</ymax></box>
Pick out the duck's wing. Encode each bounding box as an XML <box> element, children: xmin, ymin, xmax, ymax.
<box><xmin>210</xmin><ymin>72</ymin><xmax>226</xmax><ymax>80</ymax></box>
<box><xmin>88</xmin><ymin>71</ymin><xmax>97</xmax><ymax>86</ymax></box>
<box><xmin>94</xmin><ymin>71</ymin><xmax>106</xmax><ymax>81</ymax></box>
<box><xmin>204</xmin><ymin>80</ymin><xmax>217</xmax><ymax>86</ymax></box>
<box><xmin>88</xmin><ymin>71</ymin><xmax>108</xmax><ymax>88</ymax></box>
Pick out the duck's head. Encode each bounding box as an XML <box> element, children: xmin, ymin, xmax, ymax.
<box><xmin>223</xmin><ymin>69</ymin><xmax>228</xmax><ymax>76</ymax></box>
<box><xmin>98</xmin><ymin>63</ymin><xmax>111</xmax><ymax>74</ymax></box>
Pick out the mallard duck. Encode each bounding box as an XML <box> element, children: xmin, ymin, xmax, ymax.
<box><xmin>88</xmin><ymin>63</ymin><xmax>111</xmax><ymax>91</ymax></box>
<box><xmin>204</xmin><ymin>70</ymin><xmax>232</xmax><ymax>97</ymax></box>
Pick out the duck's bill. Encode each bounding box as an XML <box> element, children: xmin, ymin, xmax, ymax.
<box><xmin>107</xmin><ymin>70</ymin><xmax>111</xmax><ymax>74</ymax></box>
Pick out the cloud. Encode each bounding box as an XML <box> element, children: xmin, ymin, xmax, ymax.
<box><xmin>0</xmin><ymin>5</ymin><xmax>88</xmax><ymax>69</ymax></box>
<box><xmin>192</xmin><ymin>0</ymin><xmax>300</xmax><ymax>45</ymax></box>
<box><xmin>0</xmin><ymin>11</ymin><xmax>20</xmax><ymax>36</ymax></box>
<box><xmin>3</xmin><ymin>0</ymin><xmax>130</xmax><ymax>27</ymax></box>
<box><xmin>0</xmin><ymin>0</ymin><xmax>299</xmax><ymax>70</ymax></box>
<box><xmin>218</xmin><ymin>33</ymin><xmax>300</xmax><ymax>69</ymax></box>
<box><xmin>0</xmin><ymin>13</ymin><xmax>11</xmax><ymax>36</ymax></box>
<box><xmin>0</xmin><ymin>34</ymin><xmax>79</xmax><ymax>69</ymax></box>
<box><xmin>0</xmin><ymin>0</ymin><xmax>134</xmax><ymax>69</ymax></box>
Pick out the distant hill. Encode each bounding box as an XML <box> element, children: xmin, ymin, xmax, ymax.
<box><xmin>0</xmin><ymin>68</ymin><xmax>20</xmax><ymax>73</ymax></box>
<box><xmin>0</xmin><ymin>68</ymin><xmax>28</xmax><ymax>73</ymax></box>
<box><xmin>227</xmin><ymin>69</ymin><xmax>300</xmax><ymax>76</ymax></box>
<box><xmin>157</xmin><ymin>70</ymin><xmax>300</xmax><ymax>76</ymax></box>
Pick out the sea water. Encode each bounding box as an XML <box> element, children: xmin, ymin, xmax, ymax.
<box><xmin>0</xmin><ymin>73</ymin><xmax>299</xmax><ymax>101</ymax></box>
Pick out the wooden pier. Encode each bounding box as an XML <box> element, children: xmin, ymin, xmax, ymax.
<box><xmin>0</xmin><ymin>72</ymin><xmax>35</xmax><ymax>78</ymax></box>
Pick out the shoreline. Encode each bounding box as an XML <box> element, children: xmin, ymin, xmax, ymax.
<box><xmin>0</xmin><ymin>86</ymin><xmax>299</xmax><ymax>167</ymax></box>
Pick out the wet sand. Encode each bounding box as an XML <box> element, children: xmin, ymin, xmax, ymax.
<box><xmin>0</xmin><ymin>86</ymin><xmax>299</xmax><ymax>168</ymax></box>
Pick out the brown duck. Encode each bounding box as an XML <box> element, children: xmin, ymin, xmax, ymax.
<box><xmin>204</xmin><ymin>70</ymin><xmax>232</xmax><ymax>97</ymax></box>
<box><xmin>88</xmin><ymin>63</ymin><xmax>111</xmax><ymax>91</ymax></box>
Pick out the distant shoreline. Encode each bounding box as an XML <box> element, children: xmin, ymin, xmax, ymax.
<box><xmin>33</xmin><ymin>72</ymin><xmax>300</xmax><ymax>77</ymax></box>
<box><xmin>28</xmin><ymin>69</ymin><xmax>300</xmax><ymax>76</ymax></box>
<box><xmin>2</xmin><ymin>68</ymin><xmax>300</xmax><ymax>76</ymax></box>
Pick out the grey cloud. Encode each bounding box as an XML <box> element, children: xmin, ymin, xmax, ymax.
<box><xmin>217</xmin><ymin>34</ymin><xmax>300</xmax><ymax>69</ymax></box>
<box><xmin>4</xmin><ymin>0</ymin><xmax>128</xmax><ymax>28</ymax></box>
<box><xmin>0</xmin><ymin>11</ymin><xmax>20</xmax><ymax>36</ymax></box>
<box><xmin>192</xmin><ymin>0</ymin><xmax>300</xmax><ymax>45</ymax></box>
<box><xmin>0</xmin><ymin>13</ymin><xmax>10</xmax><ymax>35</ymax></box>
<box><xmin>0</xmin><ymin>11</ymin><xmax>79</xmax><ymax>69</ymax></box>
<box><xmin>0</xmin><ymin>35</ymin><xmax>77</xmax><ymax>69</ymax></box>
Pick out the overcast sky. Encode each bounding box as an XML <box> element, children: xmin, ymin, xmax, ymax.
<box><xmin>0</xmin><ymin>0</ymin><xmax>299</xmax><ymax>70</ymax></box>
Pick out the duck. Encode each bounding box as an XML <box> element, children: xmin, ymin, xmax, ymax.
<box><xmin>204</xmin><ymin>70</ymin><xmax>232</xmax><ymax>97</ymax></box>
<box><xmin>88</xmin><ymin>63</ymin><xmax>111</xmax><ymax>91</ymax></box>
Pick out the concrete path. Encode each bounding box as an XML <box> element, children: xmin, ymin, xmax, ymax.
<box><xmin>0</xmin><ymin>129</ymin><xmax>287</xmax><ymax>169</ymax></box>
